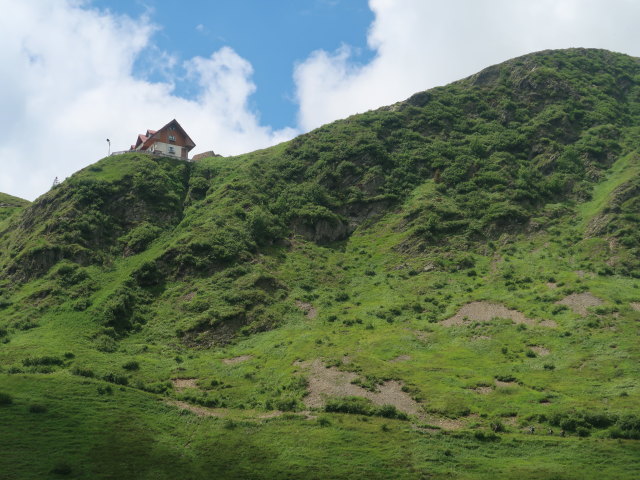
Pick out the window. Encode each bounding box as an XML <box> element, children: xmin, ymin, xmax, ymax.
<box><xmin>169</xmin><ymin>146</ymin><xmax>175</xmax><ymax>154</ymax></box>
<box><xmin>168</xmin><ymin>135</ymin><xmax>176</xmax><ymax>142</ymax></box>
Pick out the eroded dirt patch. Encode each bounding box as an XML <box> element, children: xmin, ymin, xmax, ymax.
<box><xmin>301</xmin><ymin>360</ymin><xmax>420</xmax><ymax>415</ymax></box>
<box><xmin>390</xmin><ymin>355</ymin><xmax>411</xmax><ymax>363</ymax></box>
<box><xmin>172</xmin><ymin>378</ymin><xmax>198</xmax><ymax>391</ymax></box>
<box><xmin>556</xmin><ymin>293</ymin><xmax>603</xmax><ymax>316</ymax></box>
<box><xmin>295</xmin><ymin>301</ymin><xmax>317</xmax><ymax>319</ymax></box>
<box><xmin>222</xmin><ymin>355</ymin><xmax>253</xmax><ymax>365</ymax></box>
<box><xmin>412</xmin><ymin>330</ymin><xmax>432</xmax><ymax>342</ymax></box>
<box><xmin>441</xmin><ymin>302</ymin><xmax>536</xmax><ymax>326</ymax></box>
<box><xmin>423</xmin><ymin>414</ymin><xmax>478</xmax><ymax>431</ymax></box>
<box><xmin>472</xmin><ymin>386</ymin><xmax>493</xmax><ymax>394</ymax></box>
<box><xmin>165</xmin><ymin>400</ymin><xmax>224</xmax><ymax>417</ymax></box>
<box><xmin>495</xmin><ymin>379</ymin><xmax>517</xmax><ymax>388</ymax></box>
<box><xmin>630</xmin><ymin>302</ymin><xmax>640</xmax><ymax>311</ymax></box>
<box><xmin>530</xmin><ymin>346</ymin><xmax>550</xmax><ymax>356</ymax></box>
<box><xmin>258</xmin><ymin>410</ymin><xmax>283</xmax><ymax>419</ymax></box>
<box><xmin>546</xmin><ymin>282</ymin><xmax>558</xmax><ymax>289</ymax></box>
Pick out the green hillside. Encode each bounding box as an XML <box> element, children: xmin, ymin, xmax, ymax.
<box><xmin>1</xmin><ymin>48</ymin><xmax>639</xmax><ymax>479</ymax></box>
<box><xmin>0</xmin><ymin>192</ymin><xmax>29</xmax><ymax>224</ymax></box>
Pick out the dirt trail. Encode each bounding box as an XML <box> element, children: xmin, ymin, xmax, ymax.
<box><xmin>165</xmin><ymin>400</ymin><xmax>225</xmax><ymax>417</ymax></box>
<box><xmin>222</xmin><ymin>355</ymin><xmax>253</xmax><ymax>365</ymax></box>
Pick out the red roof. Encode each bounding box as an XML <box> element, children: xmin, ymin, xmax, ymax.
<box><xmin>130</xmin><ymin>119</ymin><xmax>196</xmax><ymax>155</ymax></box>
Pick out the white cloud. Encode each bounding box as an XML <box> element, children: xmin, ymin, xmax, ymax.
<box><xmin>294</xmin><ymin>0</ymin><xmax>640</xmax><ymax>130</ymax></box>
<box><xmin>0</xmin><ymin>0</ymin><xmax>296</xmax><ymax>200</ymax></box>
<box><xmin>3</xmin><ymin>0</ymin><xmax>640</xmax><ymax>200</ymax></box>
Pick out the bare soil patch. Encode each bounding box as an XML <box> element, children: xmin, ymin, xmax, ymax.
<box><xmin>441</xmin><ymin>301</ymin><xmax>535</xmax><ymax>326</ymax></box>
<box><xmin>412</xmin><ymin>330</ymin><xmax>431</xmax><ymax>341</ymax></box>
<box><xmin>472</xmin><ymin>386</ymin><xmax>493</xmax><ymax>394</ymax></box>
<box><xmin>222</xmin><ymin>355</ymin><xmax>253</xmax><ymax>365</ymax></box>
<box><xmin>295</xmin><ymin>301</ymin><xmax>317</xmax><ymax>319</ymax></box>
<box><xmin>171</xmin><ymin>378</ymin><xmax>198</xmax><ymax>391</ymax></box>
<box><xmin>630</xmin><ymin>302</ymin><xmax>640</xmax><ymax>312</ymax></box>
<box><xmin>301</xmin><ymin>360</ymin><xmax>420</xmax><ymax>415</ymax></box>
<box><xmin>495</xmin><ymin>379</ymin><xmax>517</xmax><ymax>388</ymax></box>
<box><xmin>180</xmin><ymin>292</ymin><xmax>197</xmax><ymax>301</ymax></box>
<box><xmin>423</xmin><ymin>414</ymin><xmax>477</xmax><ymax>431</ymax></box>
<box><xmin>390</xmin><ymin>355</ymin><xmax>411</xmax><ymax>363</ymax></box>
<box><xmin>258</xmin><ymin>410</ymin><xmax>283</xmax><ymax>419</ymax></box>
<box><xmin>530</xmin><ymin>346</ymin><xmax>550</xmax><ymax>356</ymax></box>
<box><xmin>556</xmin><ymin>292</ymin><xmax>603</xmax><ymax>316</ymax></box>
<box><xmin>546</xmin><ymin>282</ymin><xmax>558</xmax><ymax>289</ymax></box>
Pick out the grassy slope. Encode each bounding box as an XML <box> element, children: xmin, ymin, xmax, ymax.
<box><xmin>0</xmin><ymin>192</ymin><xmax>29</xmax><ymax>224</ymax></box>
<box><xmin>1</xmin><ymin>49</ymin><xmax>640</xmax><ymax>479</ymax></box>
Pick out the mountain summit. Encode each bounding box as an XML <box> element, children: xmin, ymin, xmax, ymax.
<box><xmin>1</xmin><ymin>48</ymin><xmax>639</xmax><ymax>479</ymax></box>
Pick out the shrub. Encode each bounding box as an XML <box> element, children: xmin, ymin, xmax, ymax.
<box><xmin>94</xmin><ymin>335</ymin><xmax>118</xmax><ymax>353</ymax></box>
<box><xmin>122</xmin><ymin>361</ymin><xmax>140</xmax><ymax>371</ymax></box>
<box><xmin>103</xmin><ymin>372</ymin><xmax>129</xmax><ymax>386</ymax></box>
<box><xmin>490</xmin><ymin>421</ymin><xmax>505</xmax><ymax>432</ymax></box>
<box><xmin>22</xmin><ymin>356</ymin><xmax>63</xmax><ymax>367</ymax></box>
<box><xmin>275</xmin><ymin>398</ymin><xmax>298</xmax><ymax>412</ymax></box>
<box><xmin>318</xmin><ymin>417</ymin><xmax>332</xmax><ymax>427</ymax></box>
<box><xmin>325</xmin><ymin>397</ymin><xmax>373</xmax><ymax>416</ymax></box>
<box><xmin>71</xmin><ymin>366</ymin><xmax>95</xmax><ymax>378</ymax></box>
<box><xmin>50</xmin><ymin>463</ymin><xmax>72</xmax><ymax>475</ymax></box>
<box><xmin>576</xmin><ymin>427</ymin><xmax>591</xmax><ymax>437</ymax></box>
<box><xmin>0</xmin><ymin>392</ymin><xmax>13</xmax><ymax>405</ymax></box>
<box><xmin>29</xmin><ymin>404</ymin><xmax>47</xmax><ymax>414</ymax></box>
<box><xmin>223</xmin><ymin>419</ymin><xmax>237</xmax><ymax>430</ymax></box>
<box><xmin>97</xmin><ymin>385</ymin><xmax>113</xmax><ymax>395</ymax></box>
<box><xmin>376</xmin><ymin>404</ymin><xmax>409</xmax><ymax>420</ymax></box>
<box><xmin>474</xmin><ymin>430</ymin><xmax>500</xmax><ymax>442</ymax></box>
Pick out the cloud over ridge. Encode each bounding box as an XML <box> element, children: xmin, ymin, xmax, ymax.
<box><xmin>0</xmin><ymin>0</ymin><xmax>295</xmax><ymax>200</ymax></box>
<box><xmin>2</xmin><ymin>0</ymin><xmax>640</xmax><ymax>200</ymax></box>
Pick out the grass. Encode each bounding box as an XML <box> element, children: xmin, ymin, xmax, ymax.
<box><xmin>0</xmin><ymin>374</ymin><xmax>638</xmax><ymax>479</ymax></box>
<box><xmin>0</xmin><ymin>48</ymin><xmax>640</xmax><ymax>478</ymax></box>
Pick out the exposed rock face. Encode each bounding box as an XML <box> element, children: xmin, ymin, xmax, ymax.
<box><xmin>191</xmin><ymin>151</ymin><xmax>220</xmax><ymax>161</ymax></box>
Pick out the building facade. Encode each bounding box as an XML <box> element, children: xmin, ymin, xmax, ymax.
<box><xmin>130</xmin><ymin>119</ymin><xmax>196</xmax><ymax>160</ymax></box>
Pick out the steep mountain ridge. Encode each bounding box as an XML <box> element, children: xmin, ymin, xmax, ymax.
<box><xmin>1</xmin><ymin>48</ymin><xmax>640</xmax><ymax>479</ymax></box>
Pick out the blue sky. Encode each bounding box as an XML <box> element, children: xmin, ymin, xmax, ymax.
<box><xmin>92</xmin><ymin>0</ymin><xmax>375</xmax><ymax>129</ymax></box>
<box><xmin>1</xmin><ymin>0</ymin><xmax>639</xmax><ymax>200</ymax></box>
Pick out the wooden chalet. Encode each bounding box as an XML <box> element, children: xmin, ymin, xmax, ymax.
<box><xmin>130</xmin><ymin>119</ymin><xmax>196</xmax><ymax>160</ymax></box>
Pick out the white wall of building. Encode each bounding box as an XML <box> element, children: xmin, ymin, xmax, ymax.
<box><xmin>150</xmin><ymin>141</ymin><xmax>179</xmax><ymax>157</ymax></box>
